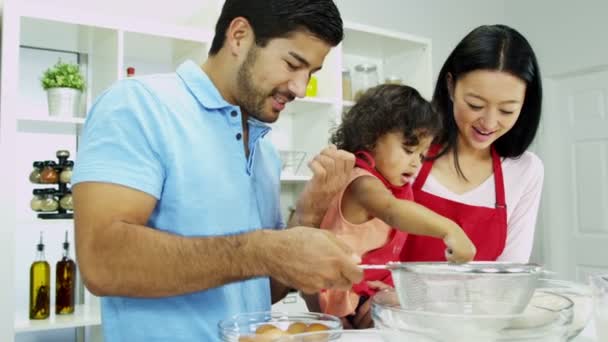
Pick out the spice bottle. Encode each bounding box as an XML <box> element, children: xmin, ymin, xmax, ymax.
<box><xmin>59</xmin><ymin>161</ymin><xmax>74</xmax><ymax>184</ymax></box>
<box><xmin>40</xmin><ymin>161</ymin><xmax>58</xmax><ymax>184</ymax></box>
<box><xmin>40</xmin><ymin>189</ymin><xmax>59</xmax><ymax>212</ymax></box>
<box><xmin>56</xmin><ymin>231</ymin><xmax>76</xmax><ymax>315</ymax></box>
<box><xmin>59</xmin><ymin>191</ymin><xmax>73</xmax><ymax>211</ymax></box>
<box><xmin>30</xmin><ymin>189</ymin><xmax>45</xmax><ymax>212</ymax></box>
<box><xmin>30</xmin><ymin>232</ymin><xmax>50</xmax><ymax>319</ymax></box>
<box><xmin>29</xmin><ymin>162</ymin><xmax>44</xmax><ymax>184</ymax></box>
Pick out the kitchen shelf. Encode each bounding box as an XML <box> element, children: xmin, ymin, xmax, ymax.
<box><xmin>283</xmin><ymin>97</ymin><xmax>337</xmax><ymax>115</ymax></box>
<box><xmin>17</xmin><ymin>116</ymin><xmax>85</xmax><ymax>125</ymax></box>
<box><xmin>343</xmin><ymin>21</ymin><xmax>429</xmax><ymax>60</ymax></box>
<box><xmin>14</xmin><ymin>304</ymin><xmax>101</xmax><ymax>333</ymax></box>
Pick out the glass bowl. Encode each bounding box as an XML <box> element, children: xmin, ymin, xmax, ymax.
<box><xmin>218</xmin><ymin>311</ymin><xmax>341</xmax><ymax>342</ymax></box>
<box><xmin>272</xmin><ymin>329</ymin><xmax>438</xmax><ymax>342</ymax></box>
<box><xmin>372</xmin><ymin>288</ymin><xmax>572</xmax><ymax>342</ymax></box>
<box><xmin>537</xmin><ymin>278</ymin><xmax>593</xmax><ymax>339</ymax></box>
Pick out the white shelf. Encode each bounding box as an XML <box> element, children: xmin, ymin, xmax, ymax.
<box><xmin>283</xmin><ymin>97</ymin><xmax>336</xmax><ymax>115</ymax></box>
<box><xmin>15</xmin><ymin>304</ymin><xmax>101</xmax><ymax>333</ymax></box>
<box><xmin>280</xmin><ymin>174</ymin><xmax>311</xmax><ymax>183</ymax></box>
<box><xmin>17</xmin><ymin>116</ymin><xmax>85</xmax><ymax>125</ymax></box>
<box><xmin>343</xmin><ymin>21</ymin><xmax>429</xmax><ymax>59</ymax></box>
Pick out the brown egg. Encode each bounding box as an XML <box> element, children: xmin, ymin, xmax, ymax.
<box><xmin>255</xmin><ymin>324</ymin><xmax>280</xmax><ymax>335</ymax></box>
<box><xmin>287</xmin><ymin>322</ymin><xmax>307</xmax><ymax>334</ymax></box>
<box><xmin>238</xmin><ymin>336</ymin><xmax>257</xmax><ymax>342</ymax></box>
<box><xmin>305</xmin><ymin>323</ymin><xmax>329</xmax><ymax>332</ymax></box>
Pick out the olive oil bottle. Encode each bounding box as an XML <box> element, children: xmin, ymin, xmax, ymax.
<box><xmin>29</xmin><ymin>232</ymin><xmax>50</xmax><ymax>319</ymax></box>
<box><xmin>56</xmin><ymin>231</ymin><xmax>76</xmax><ymax>314</ymax></box>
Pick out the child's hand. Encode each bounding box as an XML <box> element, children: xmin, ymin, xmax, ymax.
<box><xmin>443</xmin><ymin>224</ymin><xmax>476</xmax><ymax>263</ymax></box>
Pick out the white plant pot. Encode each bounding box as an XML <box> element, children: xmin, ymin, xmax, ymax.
<box><xmin>47</xmin><ymin>87</ymin><xmax>82</xmax><ymax>117</ymax></box>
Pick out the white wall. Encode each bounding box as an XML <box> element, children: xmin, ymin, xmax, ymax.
<box><xmin>334</xmin><ymin>0</ymin><xmax>508</xmax><ymax>82</ymax></box>
<box><xmin>506</xmin><ymin>0</ymin><xmax>608</xmax><ymax>77</ymax></box>
<box><xmin>505</xmin><ymin>0</ymin><xmax>608</xmax><ymax>269</ymax></box>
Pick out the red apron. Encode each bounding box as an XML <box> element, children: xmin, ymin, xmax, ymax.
<box><xmin>400</xmin><ymin>145</ymin><xmax>507</xmax><ymax>261</ymax></box>
<box><xmin>350</xmin><ymin>151</ymin><xmax>411</xmax><ymax>297</ymax></box>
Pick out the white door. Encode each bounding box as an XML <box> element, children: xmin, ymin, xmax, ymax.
<box><xmin>540</xmin><ymin>68</ymin><xmax>608</xmax><ymax>282</ymax></box>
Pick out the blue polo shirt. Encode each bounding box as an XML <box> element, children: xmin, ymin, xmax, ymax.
<box><xmin>72</xmin><ymin>60</ymin><xmax>284</xmax><ymax>341</ymax></box>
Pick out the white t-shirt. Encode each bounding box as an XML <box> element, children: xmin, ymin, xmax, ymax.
<box><xmin>421</xmin><ymin>151</ymin><xmax>544</xmax><ymax>263</ymax></box>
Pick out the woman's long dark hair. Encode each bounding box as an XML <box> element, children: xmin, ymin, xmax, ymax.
<box><xmin>433</xmin><ymin>25</ymin><xmax>543</xmax><ymax>178</ymax></box>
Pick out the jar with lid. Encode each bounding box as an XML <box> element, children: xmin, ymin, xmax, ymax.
<box><xmin>40</xmin><ymin>161</ymin><xmax>58</xmax><ymax>184</ymax></box>
<box><xmin>30</xmin><ymin>189</ymin><xmax>45</xmax><ymax>212</ymax></box>
<box><xmin>59</xmin><ymin>191</ymin><xmax>73</xmax><ymax>211</ymax></box>
<box><xmin>29</xmin><ymin>162</ymin><xmax>44</xmax><ymax>184</ymax></box>
<box><xmin>40</xmin><ymin>189</ymin><xmax>59</xmax><ymax>212</ymax></box>
<box><xmin>342</xmin><ymin>68</ymin><xmax>353</xmax><ymax>101</ymax></box>
<box><xmin>353</xmin><ymin>63</ymin><xmax>379</xmax><ymax>101</ymax></box>
<box><xmin>385</xmin><ymin>76</ymin><xmax>403</xmax><ymax>85</ymax></box>
<box><xmin>60</xmin><ymin>161</ymin><xmax>74</xmax><ymax>184</ymax></box>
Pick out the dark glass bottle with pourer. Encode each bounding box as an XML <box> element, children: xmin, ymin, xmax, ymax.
<box><xmin>56</xmin><ymin>231</ymin><xmax>76</xmax><ymax>314</ymax></box>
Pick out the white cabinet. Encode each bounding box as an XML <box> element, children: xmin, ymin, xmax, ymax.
<box><xmin>0</xmin><ymin>1</ymin><xmax>432</xmax><ymax>341</ymax></box>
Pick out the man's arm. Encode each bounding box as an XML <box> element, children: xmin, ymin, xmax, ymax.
<box><xmin>74</xmin><ymin>182</ymin><xmax>362</xmax><ymax>298</ymax></box>
<box><xmin>270</xmin><ymin>146</ymin><xmax>357</xmax><ymax>304</ymax></box>
<box><xmin>74</xmin><ymin>182</ymin><xmax>274</xmax><ymax>297</ymax></box>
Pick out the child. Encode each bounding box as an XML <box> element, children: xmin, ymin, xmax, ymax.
<box><xmin>317</xmin><ymin>84</ymin><xmax>476</xmax><ymax>319</ymax></box>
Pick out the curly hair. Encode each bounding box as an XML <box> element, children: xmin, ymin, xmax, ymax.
<box><xmin>331</xmin><ymin>84</ymin><xmax>441</xmax><ymax>153</ymax></box>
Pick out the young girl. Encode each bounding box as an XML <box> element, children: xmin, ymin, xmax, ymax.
<box><xmin>314</xmin><ymin>84</ymin><xmax>476</xmax><ymax>319</ymax></box>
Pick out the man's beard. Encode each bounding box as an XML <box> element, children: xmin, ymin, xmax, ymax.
<box><xmin>235</xmin><ymin>46</ymin><xmax>271</xmax><ymax>122</ymax></box>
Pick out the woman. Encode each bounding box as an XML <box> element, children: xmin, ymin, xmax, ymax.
<box><xmin>346</xmin><ymin>24</ymin><xmax>544</xmax><ymax>328</ymax></box>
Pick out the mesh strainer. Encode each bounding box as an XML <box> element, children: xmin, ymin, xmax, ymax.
<box><xmin>379</xmin><ymin>262</ymin><xmax>544</xmax><ymax>315</ymax></box>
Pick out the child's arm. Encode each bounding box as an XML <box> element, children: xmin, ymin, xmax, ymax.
<box><xmin>344</xmin><ymin>176</ymin><xmax>476</xmax><ymax>262</ymax></box>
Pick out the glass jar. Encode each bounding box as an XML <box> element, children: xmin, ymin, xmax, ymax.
<box><xmin>385</xmin><ymin>75</ymin><xmax>403</xmax><ymax>85</ymax></box>
<box><xmin>40</xmin><ymin>161</ymin><xmax>58</xmax><ymax>184</ymax></box>
<box><xmin>353</xmin><ymin>63</ymin><xmax>379</xmax><ymax>101</ymax></box>
<box><xmin>60</xmin><ymin>161</ymin><xmax>74</xmax><ymax>184</ymax></box>
<box><xmin>30</xmin><ymin>189</ymin><xmax>45</xmax><ymax>212</ymax></box>
<box><xmin>59</xmin><ymin>191</ymin><xmax>73</xmax><ymax>211</ymax></box>
<box><xmin>40</xmin><ymin>189</ymin><xmax>59</xmax><ymax>212</ymax></box>
<box><xmin>29</xmin><ymin>162</ymin><xmax>44</xmax><ymax>184</ymax></box>
<box><xmin>342</xmin><ymin>68</ymin><xmax>353</xmax><ymax>101</ymax></box>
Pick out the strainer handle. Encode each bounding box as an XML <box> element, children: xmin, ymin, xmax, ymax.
<box><xmin>358</xmin><ymin>264</ymin><xmax>389</xmax><ymax>270</ymax></box>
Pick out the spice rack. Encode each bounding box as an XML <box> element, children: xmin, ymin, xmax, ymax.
<box><xmin>29</xmin><ymin>150</ymin><xmax>74</xmax><ymax>220</ymax></box>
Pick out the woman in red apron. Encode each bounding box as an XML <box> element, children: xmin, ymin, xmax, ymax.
<box><xmin>401</xmin><ymin>24</ymin><xmax>544</xmax><ymax>262</ymax></box>
<box><xmin>348</xmin><ymin>24</ymin><xmax>545</xmax><ymax>328</ymax></box>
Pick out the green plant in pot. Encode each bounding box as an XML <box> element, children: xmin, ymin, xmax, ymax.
<box><xmin>41</xmin><ymin>60</ymin><xmax>85</xmax><ymax>117</ymax></box>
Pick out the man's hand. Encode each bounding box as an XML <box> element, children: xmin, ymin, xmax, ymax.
<box><xmin>262</xmin><ymin>227</ymin><xmax>363</xmax><ymax>294</ymax></box>
<box><xmin>295</xmin><ymin>145</ymin><xmax>355</xmax><ymax>226</ymax></box>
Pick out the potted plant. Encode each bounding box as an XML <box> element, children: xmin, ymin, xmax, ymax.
<box><xmin>41</xmin><ymin>60</ymin><xmax>85</xmax><ymax>117</ymax></box>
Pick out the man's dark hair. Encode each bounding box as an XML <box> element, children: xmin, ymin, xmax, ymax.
<box><xmin>209</xmin><ymin>0</ymin><xmax>343</xmax><ymax>55</ymax></box>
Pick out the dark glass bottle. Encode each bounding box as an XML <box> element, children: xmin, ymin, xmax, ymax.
<box><xmin>56</xmin><ymin>231</ymin><xmax>76</xmax><ymax>314</ymax></box>
<box><xmin>29</xmin><ymin>232</ymin><xmax>50</xmax><ymax>319</ymax></box>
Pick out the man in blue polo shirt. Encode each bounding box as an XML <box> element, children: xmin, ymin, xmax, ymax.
<box><xmin>72</xmin><ymin>0</ymin><xmax>362</xmax><ymax>341</ymax></box>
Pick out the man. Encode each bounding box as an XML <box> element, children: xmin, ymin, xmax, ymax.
<box><xmin>72</xmin><ymin>0</ymin><xmax>362</xmax><ymax>341</ymax></box>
